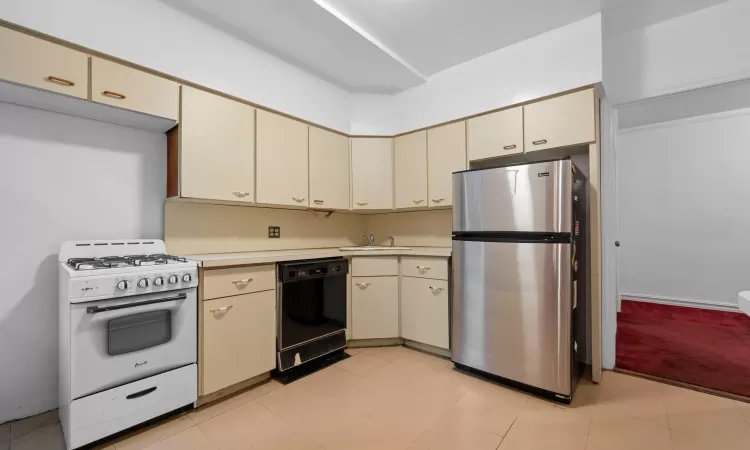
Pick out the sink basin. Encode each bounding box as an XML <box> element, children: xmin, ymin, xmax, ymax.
<box><xmin>339</xmin><ymin>246</ymin><xmax>413</xmax><ymax>251</ymax></box>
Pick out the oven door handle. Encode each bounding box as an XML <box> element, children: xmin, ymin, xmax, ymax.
<box><xmin>86</xmin><ymin>293</ymin><xmax>188</xmax><ymax>314</ymax></box>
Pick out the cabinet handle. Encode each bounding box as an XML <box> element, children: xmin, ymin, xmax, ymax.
<box><xmin>102</xmin><ymin>90</ymin><xmax>126</xmax><ymax>100</ymax></box>
<box><xmin>209</xmin><ymin>305</ymin><xmax>233</xmax><ymax>313</ymax></box>
<box><xmin>45</xmin><ymin>76</ymin><xmax>75</xmax><ymax>86</ymax></box>
<box><xmin>416</xmin><ymin>266</ymin><xmax>431</xmax><ymax>271</ymax></box>
<box><xmin>432</xmin><ymin>198</ymin><xmax>445</xmax><ymax>204</ymax></box>
<box><xmin>412</xmin><ymin>199</ymin><xmax>424</xmax><ymax>204</ymax></box>
<box><xmin>355</xmin><ymin>201</ymin><xmax>369</xmax><ymax>206</ymax></box>
<box><xmin>429</xmin><ymin>286</ymin><xmax>444</xmax><ymax>293</ymax></box>
<box><xmin>232</xmin><ymin>191</ymin><xmax>250</xmax><ymax>197</ymax></box>
<box><xmin>503</xmin><ymin>144</ymin><xmax>517</xmax><ymax>150</ymax></box>
<box><xmin>232</xmin><ymin>278</ymin><xmax>253</xmax><ymax>285</ymax></box>
<box><xmin>292</xmin><ymin>197</ymin><xmax>305</xmax><ymax>203</ymax></box>
<box><xmin>532</xmin><ymin>139</ymin><xmax>548</xmax><ymax>145</ymax></box>
<box><xmin>356</xmin><ymin>282</ymin><xmax>371</xmax><ymax>289</ymax></box>
<box><xmin>314</xmin><ymin>200</ymin><xmax>324</xmax><ymax>205</ymax></box>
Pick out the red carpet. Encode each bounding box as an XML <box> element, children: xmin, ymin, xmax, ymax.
<box><xmin>616</xmin><ymin>299</ymin><xmax>750</xmax><ymax>398</ymax></box>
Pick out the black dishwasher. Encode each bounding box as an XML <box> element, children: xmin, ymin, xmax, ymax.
<box><xmin>277</xmin><ymin>258</ymin><xmax>348</xmax><ymax>371</ymax></box>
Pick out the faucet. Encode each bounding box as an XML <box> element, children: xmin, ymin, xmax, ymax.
<box><xmin>362</xmin><ymin>232</ymin><xmax>375</xmax><ymax>246</ymax></box>
<box><xmin>387</xmin><ymin>236</ymin><xmax>395</xmax><ymax>247</ymax></box>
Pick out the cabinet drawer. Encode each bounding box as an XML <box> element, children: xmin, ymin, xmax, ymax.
<box><xmin>0</xmin><ymin>27</ymin><xmax>88</xmax><ymax>99</ymax></box>
<box><xmin>91</xmin><ymin>57</ymin><xmax>179</xmax><ymax>119</ymax></box>
<box><xmin>351</xmin><ymin>257</ymin><xmax>398</xmax><ymax>277</ymax></box>
<box><xmin>400</xmin><ymin>257</ymin><xmax>448</xmax><ymax>280</ymax></box>
<box><xmin>401</xmin><ymin>278</ymin><xmax>449</xmax><ymax>349</ymax></box>
<box><xmin>203</xmin><ymin>265</ymin><xmax>275</xmax><ymax>300</ymax></box>
<box><xmin>352</xmin><ymin>276</ymin><xmax>399</xmax><ymax>339</ymax></box>
<box><xmin>202</xmin><ymin>291</ymin><xmax>276</xmax><ymax>395</ymax></box>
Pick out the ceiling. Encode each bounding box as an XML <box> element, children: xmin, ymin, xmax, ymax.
<box><xmin>159</xmin><ymin>0</ymin><xmax>730</xmax><ymax>94</ymax></box>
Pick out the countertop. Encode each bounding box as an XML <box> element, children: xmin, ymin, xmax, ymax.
<box><xmin>187</xmin><ymin>246</ymin><xmax>452</xmax><ymax>268</ymax></box>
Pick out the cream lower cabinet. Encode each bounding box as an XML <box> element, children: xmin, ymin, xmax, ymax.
<box><xmin>201</xmin><ymin>289</ymin><xmax>276</xmax><ymax>396</ymax></box>
<box><xmin>352</xmin><ymin>276</ymin><xmax>399</xmax><ymax>339</ymax></box>
<box><xmin>400</xmin><ymin>277</ymin><xmax>449</xmax><ymax>349</ymax></box>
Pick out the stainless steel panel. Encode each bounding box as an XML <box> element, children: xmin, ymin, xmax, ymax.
<box><xmin>451</xmin><ymin>239</ymin><xmax>572</xmax><ymax>395</ymax></box>
<box><xmin>453</xmin><ymin>160</ymin><xmax>572</xmax><ymax>233</ymax></box>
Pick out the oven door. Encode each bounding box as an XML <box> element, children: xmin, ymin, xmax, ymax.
<box><xmin>69</xmin><ymin>288</ymin><xmax>197</xmax><ymax>399</ymax></box>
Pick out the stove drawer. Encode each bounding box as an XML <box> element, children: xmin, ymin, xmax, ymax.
<box><xmin>67</xmin><ymin>364</ymin><xmax>196</xmax><ymax>449</ymax></box>
<box><xmin>203</xmin><ymin>264</ymin><xmax>275</xmax><ymax>300</ymax></box>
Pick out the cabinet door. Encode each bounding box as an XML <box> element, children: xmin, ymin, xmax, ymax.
<box><xmin>352</xmin><ymin>276</ymin><xmax>399</xmax><ymax>339</ymax></box>
<box><xmin>309</xmin><ymin>127</ymin><xmax>350</xmax><ymax>210</ymax></box>
<box><xmin>524</xmin><ymin>89</ymin><xmax>595</xmax><ymax>152</ymax></box>
<box><xmin>394</xmin><ymin>131</ymin><xmax>427</xmax><ymax>209</ymax></box>
<box><xmin>467</xmin><ymin>107</ymin><xmax>523</xmax><ymax>161</ymax></box>
<box><xmin>427</xmin><ymin>122</ymin><xmax>466</xmax><ymax>207</ymax></box>
<box><xmin>180</xmin><ymin>86</ymin><xmax>255</xmax><ymax>202</ymax></box>
<box><xmin>202</xmin><ymin>291</ymin><xmax>276</xmax><ymax>395</ymax></box>
<box><xmin>90</xmin><ymin>57</ymin><xmax>178</xmax><ymax>119</ymax></box>
<box><xmin>351</xmin><ymin>138</ymin><xmax>393</xmax><ymax>210</ymax></box>
<box><xmin>256</xmin><ymin>110</ymin><xmax>309</xmax><ymax>207</ymax></box>
<box><xmin>0</xmin><ymin>27</ymin><xmax>88</xmax><ymax>99</ymax></box>
<box><xmin>401</xmin><ymin>277</ymin><xmax>449</xmax><ymax>349</ymax></box>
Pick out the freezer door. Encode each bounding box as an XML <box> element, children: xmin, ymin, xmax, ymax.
<box><xmin>453</xmin><ymin>160</ymin><xmax>572</xmax><ymax>233</ymax></box>
<box><xmin>452</xmin><ymin>239</ymin><xmax>572</xmax><ymax>396</ymax></box>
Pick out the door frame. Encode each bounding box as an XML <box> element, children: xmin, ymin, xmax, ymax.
<box><xmin>600</xmin><ymin>99</ymin><xmax>618</xmax><ymax>371</ymax></box>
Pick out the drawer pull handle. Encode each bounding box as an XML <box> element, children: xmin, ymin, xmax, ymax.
<box><xmin>356</xmin><ymin>282</ymin><xmax>371</xmax><ymax>289</ymax></box>
<box><xmin>432</xmin><ymin>198</ymin><xmax>445</xmax><ymax>204</ymax></box>
<box><xmin>126</xmin><ymin>386</ymin><xmax>157</xmax><ymax>400</ymax></box>
<box><xmin>232</xmin><ymin>278</ymin><xmax>253</xmax><ymax>285</ymax></box>
<box><xmin>232</xmin><ymin>191</ymin><xmax>250</xmax><ymax>197</ymax></box>
<box><xmin>292</xmin><ymin>196</ymin><xmax>305</xmax><ymax>203</ymax></box>
<box><xmin>46</xmin><ymin>76</ymin><xmax>75</xmax><ymax>86</ymax></box>
<box><xmin>429</xmin><ymin>286</ymin><xmax>444</xmax><ymax>293</ymax></box>
<box><xmin>103</xmin><ymin>90</ymin><xmax>126</xmax><ymax>100</ymax></box>
<box><xmin>413</xmin><ymin>199</ymin><xmax>424</xmax><ymax>204</ymax></box>
<box><xmin>416</xmin><ymin>266</ymin><xmax>431</xmax><ymax>271</ymax></box>
<box><xmin>503</xmin><ymin>144</ymin><xmax>517</xmax><ymax>150</ymax></box>
<box><xmin>210</xmin><ymin>305</ymin><xmax>233</xmax><ymax>313</ymax></box>
<box><xmin>532</xmin><ymin>139</ymin><xmax>548</xmax><ymax>145</ymax></box>
<box><xmin>355</xmin><ymin>201</ymin><xmax>369</xmax><ymax>206</ymax></box>
<box><xmin>314</xmin><ymin>200</ymin><xmax>324</xmax><ymax>205</ymax></box>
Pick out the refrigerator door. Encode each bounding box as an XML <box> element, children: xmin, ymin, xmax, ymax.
<box><xmin>452</xmin><ymin>238</ymin><xmax>572</xmax><ymax>396</ymax></box>
<box><xmin>453</xmin><ymin>159</ymin><xmax>572</xmax><ymax>233</ymax></box>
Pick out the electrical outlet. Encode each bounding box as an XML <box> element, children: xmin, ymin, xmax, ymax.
<box><xmin>268</xmin><ymin>226</ymin><xmax>280</xmax><ymax>238</ymax></box>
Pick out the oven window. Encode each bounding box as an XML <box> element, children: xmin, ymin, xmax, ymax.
<box><xmin>108</xmin><ymin>310</ymin><xmax>172</xmax><ymax>356</ymax></box>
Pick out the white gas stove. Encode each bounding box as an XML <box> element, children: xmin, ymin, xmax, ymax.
<box><xmin>58</xmin><ymin>239</ymin><xmax>198</xmax><ymax>450</ymax></box>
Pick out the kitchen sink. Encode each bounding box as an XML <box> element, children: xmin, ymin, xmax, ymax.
<box><xmin>339</xmin><ymin>246</ymin><xmax>412</xmax><ymax>251</ymax></box>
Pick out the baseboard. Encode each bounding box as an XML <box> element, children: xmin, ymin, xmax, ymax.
<box><xmin>347</xmin><ymin>338</ymin><xmax>404</xmax><ymax>348</ymax></box>
<box><xmin>195</xmin><ymin>372</ymin><xmax>271</xmax><ymax>407</ymax></box>
<box><xmin>621</xmin><ymin>293</ymin><xmax>740</xmax><ymax>313</ymax></box>
<box><xmin>614</xmin><ymin>368</ymin><xmax>750</xmax><ymax>404</ymax></box>
<box><xmin>403</xmin><ymin>339</ymin><xmax>451</xmax><ymax>358</ymax></box>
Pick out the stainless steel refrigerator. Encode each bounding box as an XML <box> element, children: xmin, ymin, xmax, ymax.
<box><xmin>451</xmin><ymin>158</ymin><xmax>588</xmax><ymax>402</ymax></box>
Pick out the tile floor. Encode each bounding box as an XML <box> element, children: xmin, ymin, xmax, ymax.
<box><xmin>5</xmin><ymin>346</ymin><xmax>750</xmax><ymax>450</ymax></box>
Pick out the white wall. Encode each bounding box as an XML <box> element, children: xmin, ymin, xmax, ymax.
<box><xmin>616</xmin><ymin>108</ymin><xmax>750</xmax><ymax>308</ymax></box>
<box><xmin>0</xmin><ymin>103</ymin><xmax>165</xmax><ymax>422</ymax></box>
<box><xmin>604</xmin><ymin>0</ymin><xmax>750</xmax><ymax>105</ymax></box>
<box><xmin>0</xmin><ymin>0</ymin><xmax>352</xmax><ymax>133</ymax></box>
<box><xmin>350</xmin><ymin>14</ymin><xmax>603</xmax><ymax>135</ymax></box>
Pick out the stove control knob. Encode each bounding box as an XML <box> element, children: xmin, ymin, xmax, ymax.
<box><xmin>137</xmin><ymin>278</ymin><xmax>150</xmax><ymax>288</ymax></box>
<box><xmin>153</xmin><ymin>277</ymin><xmax>165</xmax><ymax>286</ymax></box>
<box><xmin>168</xmin><ymin>275</ymin><xmax>179</xmax><ymax>284</ymax></box>
<box><xmin>182</xmin><ymin>273</ymin><xmax>192</xmax><ymax>283</ymax></box>
<box><xmin>116</xmin><ymin>280</ymin><xmax>130</xmax><ymax>291</ymax></box>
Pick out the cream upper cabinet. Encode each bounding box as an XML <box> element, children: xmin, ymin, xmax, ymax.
<box><xmin>467</xmin><ymin>107</ymin><xmax>523</xmax><ymax>161</ymax></box>
<box><xmin>201</xmin><ymin>290</ymin><xmax>276</xmax><ymax>395</ymax></box>
<box><xmin>256</xmin><ymin>110</ymin><xmax>309</xmax><ymax>207</ymax></box>
<box><xmin>180</xmin><ymin>86</ymin><xmax>255</xmax><ymax>203</ymax></box>
<box><xmin>309</xmin><ymin>127</ymin><xmax>350</xmax><ymax>210</ymax></box>
<box><xmin>352</xmin><ymin>276</ymin><xmax>399</xmax><ymax>339</ymax></box>
<box><xmin>394</xmin><ymin>131</ymin><xmax>428</xmax><ymax>210</ymax></box>
<box><xmin>401</xmin><ymin>277</ymin><xmax>449</xmax><ymax>349</ymax></box>
<box><xmin>0</xmin><ymin>27</ymin><xmax>88</xmax><ymax>99</ymax></box>
<box><xmin>427</xmin><ymin>122</ymin><xmax>466</xmax><ymax>207</ymax></box>
<box><xmin>524</xmin><ymin>89</ymin><xmax>596</xmax><ymax>152</ymax></box>
<box><xmin>90</xmin><ymin>57</ymin><xmax>178</xmax><ymax>120</ymax></box>
<box><xmin>351</xmin><ymin>138</ymin><xmax>393</xmax><ymax>210</ymax></box>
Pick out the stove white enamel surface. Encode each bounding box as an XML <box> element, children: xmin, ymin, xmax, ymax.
<box><xmin>58</xmin><ymin>239</ymin><xmax>198</xmax><ymax>450</ymax></box>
